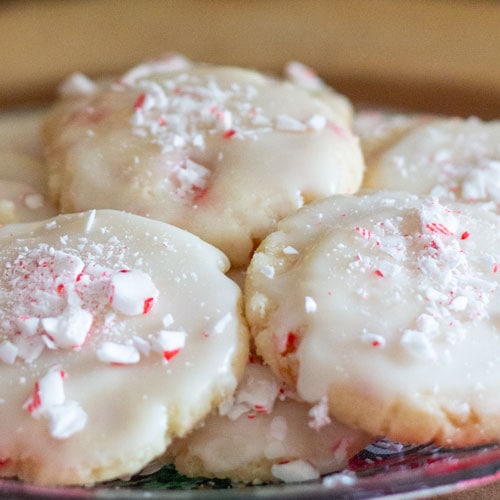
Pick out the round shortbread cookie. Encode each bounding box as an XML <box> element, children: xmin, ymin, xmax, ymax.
<box><xmin>353</xmin><ymin>109</ymin><xmax>434</xmax><ymax>165</ymax></box>
<box><xmin>167</xmin><ymin>361</ymin><xmax>371</xmax><ymax>483</ymax></box>
<box><xmin>245</xmin><ymin>191</ymin><xmax>500</xmax><ymax>447</ymax></box>
<box><xmin>0</xmin><ymin>209</ymin><xmax>248</xmax><ymax>485</ymax></box>
<box><xmin>42</xmin><ymin>55</ymin><xmax>365</xmax><ymax>267</ymax></box>
<box><xmin>362</xmin><ymin>117</ymin><xmax>500</xmax><ymax>205</ymax></box>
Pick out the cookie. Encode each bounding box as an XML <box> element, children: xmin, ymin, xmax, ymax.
<box><xmin>245</xmin><ymin>190</ymin><xmax>500</xmax><ymax>447</ymax></box>
<box><xmin>362</xmin><ymin>117</ymin><xmax>500</xmax><ymax>205</ymax></box>
<box><xmin>353</xmin><ymin>109</ymin><xmax>434</xmax><ymax>165</ymax></box>
<box><xmin>167</xmin><ymin>360</ymin><xmax>371</xmax><ymax>483</ymax></box>
<box><xmin>42</xmin><ymin>54</ymin><xmax>365</xmax><ymax>267</ymax></box>
<box><xmin>0</xmin><ymin>209</ymin><xmax>248</xmax><ymax>485</ymax></box>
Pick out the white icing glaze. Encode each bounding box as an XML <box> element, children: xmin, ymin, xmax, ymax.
<box><xmin>353</xmin><ymin>109</ymin><xmax>433</xmax><ymax>164</ymax></box>
<box><xmin>0</xmin><ymin>209</ymin><xmax>247</xmax><ymax>485</ymax></box>
<box><xmin>246</xmin><ymin>191</ymin><xmax>500</xmax><ymax>445</ymax></box>
<box><xmin>364</xmin><ymin>117</ymin><xmax>500</xmax><ymax>207</ymax></box>
<box><xmin>168</xmin><ymin>362</ymin><xmax>370</xmax><ymax>482</ymax></box>
<box><xmin>43</xmin><ymin>58</ymin><xmax>364</xmax><ymax>266</ymax></box>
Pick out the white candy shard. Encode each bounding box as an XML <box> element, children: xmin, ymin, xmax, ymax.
<box><xmin>109</xmin><ymin>269</ymin><xmax>159</xmax><ymax>316</ymax></box>
<box><xmin>276</xmin><ymin>114</ymin><xmax>307</xmax><ymax>132</ymax></box>
<box><xmin>271</xmin><ymin>459</ymin><xmax>320</xmax><ymax>483</ymax></box>
<box><xmin>132</xmin><ymin>336</ymin><xmax>151</xmax><ymax>355</ymax></box>
<box><xmin>14</xmin><ymin>316</ymin><xmax>40</xmax><ymax>337</ymax></box>
<box><xmin>282</xmin><ymin>245</ymin><xmax>299</xmax><ymax>255</ymax></box>
<box><xmin>400</xmin><ymin>329</ymin><xmax>436</xmax><ymax>360</ymax></box>
<box><xmin>24</xmin><ymin>368</ymin><xmax>87</xmax><ymax>439</ymax></box>
<box><xmin>24</xmin><ymin>369</ymin><xmax>66</xmax><ymax>417</ymax></box>
<box><xmin>95</xmin><ymin>341</ymin><xmax>140</xmax><ymax>364</ymax></box>
<box><xmin>307</xmin><ymin>114</ymin><xmax>327</xmax><ymax>130</ymax></box>
<box><xmin>152</xmin><ymin>330</ymin><xmax>186</xmax><ymax>361</ymax></box>
<box><xmin>52</xmin><ymin>250</ymin><xmax>85</xmax><ymax>281</ymax></box>
<box><xmin>41</xmin><ymin>306</ymin><xmax>93</xmax><ymax>349</ymax></box>
<box><xmin>308</xmin><ymin>396</ymin><xmax>332</xmax><ymax>431</ymax></box>
<box><xmin>45</xmin><ymin>400</ymin><xmax>88</xmax><ymax>439</ymax></box>
<box><xmin>221</xmin><ymin>364</ymin><xmax>280</xmax><ymax>420</ymax></box>
<box><xmin>23</xmin><ymin>193</ymin><xmax>45</xmax><ymax>210</ymax></box>
<box><xmin>304</xmin><ymin>296</ymin><xmax>317</xmax><ymax>313</ymax></box>
<box><xmin>285</xmin><ymin>61</ymin><xmax>324</xmax><ymax>91</ymax></box>
<box><xmin>261</xmin><ymin>265</ymin><xmax>275</xmax><ymax>279</ymax></box>
<box><xmin>212</xmin><ymin>312</ymin><xmax>233</xmax><ymax>335</ymax></box>
<box><xmin>58</xmin><ymin>72</ymin><xmax>98</xmax><ymax>97</ymax></box>
<box><xmin>0</xmin><ymin>340</ymin><xmax>18</xmax><ymax>364</ymax></box>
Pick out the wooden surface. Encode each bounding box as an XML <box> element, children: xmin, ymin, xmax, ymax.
<box><xmin>1</xmin><ymin>1</ymin><xmax>500</xmax><ymax>497</ymax></box>
<box><xmin>1</xmin><ymin>0</ymin><xmax>500</xmax><ymax>117</ymax></box>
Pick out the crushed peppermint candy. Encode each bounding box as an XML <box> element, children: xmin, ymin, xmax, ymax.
<box><xmin>151</xmin><ymin>330</ymin><xmax>186</xmax><ymax>362</ymax></box>
<box><xmin>260</xmin><ymin>265</ymin><xmax>275</xmax><ymax>279</ymax></box>
<box><xmin>23</xmin><ymin>367</ymin><xmax>88</xmax><ymax>439</ymax></box>
<box><xmin>304</xmin><ymin>296</ymin><xmax>317</xmax><ymax>313</ymax></box>
<box><xmin>220</xmin><ymin>364</ymin><xmax>280</xmax><ymax>420</ymax></box>
<box><xmin>0</xmin><ymin>340</ymin><xmax>17</xmax><ymax>364</ymax></box>
<box><xmin>0</xmin><ymin>238</ymin><xmax>162</xmax><ymax>374</ymax></box>
<box><xmin>95</xmin><ymin>341</ymin><xmax>141</xmax><ymax>364</ymax></box>
<box><xmin>108</xmin><ymin>269</ymin><xmax>159</xmax><ymax>316</ymax></box>
<box><xmin>282</xmin><ymin>245</ymin><xmax>299</xmax><ymax>255</ymax></box>
<box><xmin>23</xmin><ymin>193</ymin><xmax>45</xmax><ymax>210</ymax></box>
<box><xmin>308</xmin><ymin>396</ymin><xmax>332</xmax><ymax>430</ymax></box>
<box><xmin>271</xmin><ymin>459</ymin><xmax>320</xmax><ymax>483</ymax></box>
<box><xmin>284</xmin><ymin>61</ymin><xmax>325</xmax><ymax>92</ymax></box>
<box><xmin>360</xmin><ymin>330</ymin><xmax>387</xmax><ymax>348</ymax></box>
<box><xmin>115</xmin><ymin>60</ymin><xmax>331</xmax><ymax>182</ymax></box>
<box><xmin>349</xmin><ymin>198</ymin><xmax>498</xmax><ymax>352</ymax></box>
<box><xmin>41</xmin><ymin>305</ymin><xmax>93</xmax><ymax>350</ymax></box>
<box><xmin>210</xmin><ymin>312</ymin><xmax>233</xmax><ymax>335</ymax></box>
<box><xmin>45</xmin><ymin>400</ymin><xmax>88</xmax><ymax>439</ymax></box>
<box><xmin>58</xmin><ymin>72</ymin><xmax>98</xmax><ymax>97</ymax></box>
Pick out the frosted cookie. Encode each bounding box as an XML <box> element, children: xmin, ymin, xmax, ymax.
<box><xmin>167</xmin><ymin>360</ymin><xmax>371</xmax><ymax>483</ymax></box>
<box><xmin>245</xmin><ymin>191</ymin><xmax>500</xmax><ymax>447</ymax></box>
<box><xmin>284</xmin><ymin>61</ymin><xmax>354</xmax><ymax>126</ymax></box>
<box><xmin>0</xmin><ymin>180</ymin><xmax>57</xmax><ymax>225</ymax></box>
<box><xmin>0</xmin><ymin>209</ymin><xmax>248</xmax><ymax>485</ymax></box>
<box><xmin>362</xmin><ymin>117</ymin><xmax>500</xmax><ymax>205</ymax></box>
<box><xmin>353</xmin><ymin>109</ymin><xmax>434</xmax><ymax>165</ymax></box>
<box><xmin>42</xmin><ymin>55</ymin><xmax>365</xmax><ymax>267</ymax></box>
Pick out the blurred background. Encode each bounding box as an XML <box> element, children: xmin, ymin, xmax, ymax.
<box><xmin>1</xmin><ymin>0</ymin><xmax>499</xmax><ymax>117</ymax></box>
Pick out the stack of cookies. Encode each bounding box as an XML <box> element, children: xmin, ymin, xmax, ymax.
<box><xmin>1</xmin><ymin>54</ymin><xmax>500</xmax><ymax>486</ymax></box>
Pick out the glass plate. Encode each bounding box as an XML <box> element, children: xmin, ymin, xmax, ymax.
<box><xmin>2</xmin><ymin>440</ymin><xmax>500</xmax><ymax>499</ymax></box>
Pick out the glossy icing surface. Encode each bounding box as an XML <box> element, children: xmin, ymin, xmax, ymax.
<box><xmin>43</xmin><ymin>56</ymin><xmax>364</xmax><ymax>266</ymax></box>
<box><xmin>363</xmin><ymin>118</ymin><xmax>500</xmax><ymax>207</ymax></box>
<box><xmin>169</xmin><ymin>362</ymin><xmax>370</xmax><ymax>483</ymax></box>
<box><xmin>246</xmin><ymin>191</ymin><xmax>500</xmax><ymax>445</ymax></box>
<box><xmin>0</xmin><ymin>209</ymin><xmax>248</xmax><ymax>485</ymax></box>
